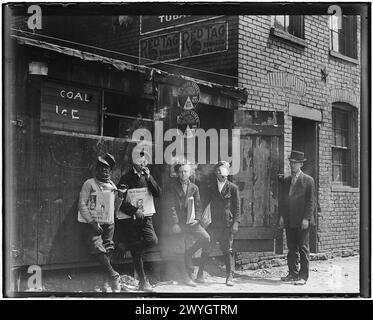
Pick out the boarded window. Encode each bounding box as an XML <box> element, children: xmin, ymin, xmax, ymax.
<box><xmin>40</xmin><ymin>82</ymin><xmax>100</xmax><ymax>134</ymax></box>
<box><xmin>330</xmin><ymin>15</ymin><xmax>358</xmax><ymax>59</ymax></box>
<box><xmin>332</xmin><ymin>104</ymin><xmax>358</xmax><ymax>186</ymax></box>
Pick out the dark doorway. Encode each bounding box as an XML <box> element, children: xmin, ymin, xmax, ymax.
<box><xmin>292</xmin><ymin>117</ymin><xmax>319</xmax><ymax>253</ymax></box>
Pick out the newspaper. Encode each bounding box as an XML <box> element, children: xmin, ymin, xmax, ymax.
<box><xmin>126</xmin><ymin>187</ymin><xmax>156</xmax><ymax>217</ymax></box>
<box><xmin>200</xmin><ymin>203</ymin><xmax>212</xmax><ymax>229</ymax></box>
<box><xmin>186</xmin><ymin>196</ymin><xmax>196</xmax><ymax>224</ymax></box>
<box><xmin>78</xmin><ymin>190</ymin><xmax>115</xmax><ymax>224</ymax></box>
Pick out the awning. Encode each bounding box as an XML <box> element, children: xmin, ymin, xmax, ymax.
<box><xmin>12</xmin><ymin>34</ymin><xmax>248</xmax><ymax>104</ymax></box>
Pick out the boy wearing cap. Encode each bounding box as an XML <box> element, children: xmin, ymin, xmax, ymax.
<box><xmin>168</xmin><ymin>163</ymin><xmax>211</xmax><ymax>286</ymax></box>
<box><xmin>115</xmin><ymin>150</ymin><xmax>161</xmax><ymax>292</ymax></box>
<box><xmin>78</xmin><ymin>153</ymin><xmax>125</xmax><ymax>292</ymax></box>
<box><xmin>278</xmin><ymin>150</ymin><xmax>316</xmax><ymax>285</ymax></box>
<box><xmin>197</xmin><ymin>161</ymin><xmax>241</xmax><ymax>286</ymax></box>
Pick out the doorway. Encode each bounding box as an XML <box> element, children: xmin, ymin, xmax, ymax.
<box><xmin>292</xmin><ymin>117</ymin><xmax>319</xmax><ymax>253</ymax></box>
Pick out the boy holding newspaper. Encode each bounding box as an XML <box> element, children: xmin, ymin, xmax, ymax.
<box><xmin>168</xmin><ymin>163</ymin><xmax>211</xmax><ymax>286</ymax></box>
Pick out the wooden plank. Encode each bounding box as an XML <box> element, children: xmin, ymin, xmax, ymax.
<box><xmin>252</xmin><ymin>136</ymin><xmax>271</xmax><ymax>227</ymax></box>
<box><xmin>233</xmin><ymin>136</ymin><xmax>253</xmax><ymax>227</ymax></box>
<box><xmin>41</xmin><ymin>118</ymin><xmax>98</xmax><ymax>134</ymax></box>
<box><xmin>11</xmin><ymin>77</ymin><xmax>43</xmax><ymax>267</ymax></box>
<box><xmin>234</xmin><ymin>227</ymin><xmax>277</xmax><ymax>240</ymax></box>
<box><xmin>233</xmin><ymin>239</ymin><xmax>274</xmax><ymax>252</ymax></box>
<box><xmin>268</xmin><ymin>136</ymin><xmax>280</xmax><ymax>226</ymax></box>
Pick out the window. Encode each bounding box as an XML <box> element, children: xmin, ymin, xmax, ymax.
<box><xmin>103</xmin><ymin>91</ymin><xmax>154</xmax><ymax>139</ymax></box>
<box><xmin>272</xmin><ymin>15</ymin><xmax>304</xmax><ymax>39</ymax></box>
<box><xmin>332</xmin><ymin>104</ymin><xmax>357</xmax><ymax>186</ymax></box>
<box><xmin>330</xmin><ymin>15</ymin><xmax>358</xmax><ymax>59</ymax></box>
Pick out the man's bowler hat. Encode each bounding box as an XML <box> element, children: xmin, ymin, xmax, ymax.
<box><xmin>288</xmin><ymin>150</ymin><xmax>307</xmax><ymax>162</ymax></box>
<box><xmin>97</xmin><ymin>153</ymin><xmax>116</xmax><ymax>169</ymax></box>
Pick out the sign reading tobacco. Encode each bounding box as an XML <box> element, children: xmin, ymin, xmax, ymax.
<box><xmin>140</xmin><ymin>15</ymin><xmax>222</xmax><ymax>34</ymax></box>
<box><xmin>139</xmin><ymin>21</ymin><xmax>228</xmax><ymax>64</ymax></box>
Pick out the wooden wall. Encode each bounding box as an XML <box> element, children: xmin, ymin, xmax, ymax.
<box><xmin>8</xmin><ymin>43</ymin><xmax>283</xmax><ymax>268</ymax></box>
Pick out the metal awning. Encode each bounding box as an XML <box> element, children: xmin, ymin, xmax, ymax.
<box><xmin>12</xmin><ymin>34</ymin><xmax>248</xmax><ymax>104</ymax></box>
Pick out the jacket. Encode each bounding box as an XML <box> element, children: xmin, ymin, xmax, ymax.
<box><xmin>208</xmin><ymin>179</ymin><xmax>241</xmax><ymax>228</ymax></box>
<box><xmin>117</xmin><ymin>168</ymin><xmax>161</xmax><ymax>216</ymax></box>
<box><xmin>78</xmin><ymin>178</ymin><xmax>122</xmax><ymax>224</ymax></box>
<box><xmin>169</xmin><ymin>180</ymin><xmax>202</xmax><ymax>226</ymax></box>
<box><xmin>279</xmin><ymin>171</ymin><xmax>316</xmax><ymax>228</ymax></box>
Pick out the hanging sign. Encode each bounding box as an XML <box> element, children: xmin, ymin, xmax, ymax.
<box><xmin>177</xmin><ymin>110</ymin><xmax>200</xmax><ymax>138</ymax></box>
<box><xmin>177</xmin><ymin>81</ymin><xmax>200</xmax><ymax>110</ymax></box>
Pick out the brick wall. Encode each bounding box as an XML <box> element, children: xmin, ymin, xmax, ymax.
<box><xmin>237</xmin><ymin>15</ymin><xmax>360</xmax><ymax>258</ymax></box>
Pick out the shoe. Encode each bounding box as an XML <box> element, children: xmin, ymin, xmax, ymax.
<box><xmin>182</xmin><ymin>279</ymin><xmax>197</xmax><ymax>287</ymax></box>
<box><xmin>185</xmin><ymin>266</ymin><xmax>195</xmax><ymax>280</ymax></box>
<box><xmin>294</xmin><ymin>278</ymin><xmax>307</xmax><ymax>285</ymax></box>
<box><xmin>195</xmin><ymin>271</ymin><xmax>205</xmax><ymax>283</ymax></box>
<box><xmin>280</xmin><ymin>274</ymin><xmax>298</xmax><ymax>281</ymax></box>
<box><xmin>138</xmin><ymin>280</ymin><xmax>155</xmax><ymax>292</ymax></box>
<box><xmin>111</xmin><ymin>276</ymin><xmax>121</xmax><ymax>292</ymax></box>
<box><xmin>226</xmin><ymin>275</ymin><xmax>234</xmax><ymax>287</ymax></box>
<box><xmin>108</xmin><ymin>271</ymin><xmax>121</xmax><ymax>292</ymax></box>
<box><xmin>195</xmin><ymin>275</ymin><xmax>205</xmax><ymax>284</ymax></box>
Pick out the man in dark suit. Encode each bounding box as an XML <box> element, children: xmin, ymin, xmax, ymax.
<box><xmin>115</xmin><ymin>150</ymin><xmax>161</xmax><ymax>292</ymax></box>
<box><xmin>278</xmin><ymin>150</ymin><xmax>316</xmax><ymax>285</ymax></box>
<box><xmin>197</xmin><ymin>161</ymin><xmax>241</xmax><ymax>286</ymax></box>
<box><xmin>168</xmin><ymin>163</ymin><xmax>211</xmax><ymax>286</ymax></box>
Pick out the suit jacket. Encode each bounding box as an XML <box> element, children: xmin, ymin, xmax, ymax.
<box><xmin>169</xmin><ymin>180</ymin><xmax>202</xmax><ymax>226</ymax></box>
<box><xmin>117</xmin><ymin>168</ymin><xmax>161</xmax><ymax>216</ymax></box>
<box><xmin>279</xmin><ymin>171</ymin><xmax>316</xmax><ymax>228</ymax></box>
<box><xmin>208</xmin><ymin>180</ymin><xmax>241</xmax><ymax>228</ymax></box>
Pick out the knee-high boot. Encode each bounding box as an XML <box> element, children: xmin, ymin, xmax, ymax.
<box><xmin>224</xmin><ymin>252</ymin><xmax>235</xmax><ymax>286</ymax></box>
<box><xmin>196</xmin><ymin>251</ymin><xmax>209</xmax><ymax>280</ymax></box>
<box><xmin>132</xmin><ymin>251</ymin><xmax>146</xmax><ymax>283</ymax></box>
<box><xmin>97</xmin><ymin>253</ymin><xmax>121</xmax><ymax>291</ymax></box>
<box><xmin>97</xmin><ymin>253</ymin><xmax>119</xmax><ymax>279</ymax></box>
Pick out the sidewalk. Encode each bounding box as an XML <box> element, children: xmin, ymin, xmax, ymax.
<box><xmin>17</xmin><ymin>255</ymin><xmax>359</xmax><ymax>295</ymax></box>
<box><xmin>155</xmin><ymin>255</ymin><xmax>359</xmax><ymax>294</ymax></box>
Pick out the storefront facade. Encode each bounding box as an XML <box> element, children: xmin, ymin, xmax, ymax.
<box><xmin>5</xmin><ymin>11</ymin><xmax>360</xmax><ymax>274</ymax></box>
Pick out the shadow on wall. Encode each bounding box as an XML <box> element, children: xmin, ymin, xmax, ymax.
<box><xmin>48</xmin><ymin>199</ymin><xmax>93</xmax><ymax>265</ymax></box>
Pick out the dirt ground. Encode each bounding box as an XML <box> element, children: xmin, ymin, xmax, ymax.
<box><xmin>155</xmin><ymin>255</ymin><xmax>360</xmax><ymax>295</ymax></box>
<box><xmin>14</xmin><ymin>254</ymin><xmax>359</xmax><ymax>296</ymax></box>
